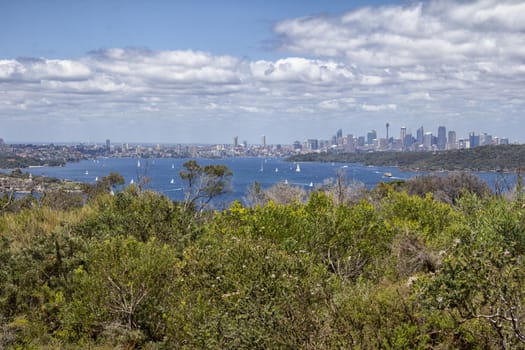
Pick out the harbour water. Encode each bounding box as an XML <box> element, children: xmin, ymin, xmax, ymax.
<box><xmin>21</xmin><ymin>157</ymin><xmax>513</xmax><ymax>204</ymax></box>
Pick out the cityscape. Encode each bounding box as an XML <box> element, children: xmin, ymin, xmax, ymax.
<box><xmin>293</xmin><ymin>123</ymin><xmax>512</xmax><ymax>154</ymax></box>
<box><xmin>0</xmin><ymin>123</ymin><xmax>516</xmax><ymax>163</ymax></box>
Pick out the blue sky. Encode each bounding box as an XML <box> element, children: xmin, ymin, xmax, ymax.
<box><xmin>1</xmin><ymin>0</ymin><xmax>524</xmax><ymax>144</ymax></box>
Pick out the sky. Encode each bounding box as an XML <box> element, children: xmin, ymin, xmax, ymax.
<box><xmin>1</xmin><ymin>0</ymin><xmax>524</xmax><ymax>144</ymax></box>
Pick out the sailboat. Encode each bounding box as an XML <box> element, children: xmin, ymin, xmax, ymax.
<box><xmin>84</xmin><ymin>170</ymin><xmax>89</xmax><ymax>175</ymax></box>
<box><xmin>130</xmin><ymin>179</ymin><xmax>134</xmax><ymax>184</ymax></box>
<box><xmin>275</xmin><ymin>167</ymin><xmax>278</xmax><ymax>173</ymax></box>
<box><xmin>296</xmin><ymin>163</ymin><xmax>301</xmax><ymax>172</ymax></box>
<box><xmin>137</xmin><ymin>160</ymin><xmax>141</xmax><ymax>168</ymax></box>
<box><xmin>309</xmin><ymin>182</ymin><xmax>314</xmax><ymax>187</ymax></box>
<box><xmin>284</xmin><ymin>179</ymin><xmax>288</xmax><ymax>185</ymax></box>
<box><xmin>260</xmin><ymin>161</ymin><xmax>264</xmax><ymax>172</ymax></box>
<box><xmin>170</xmin><ymin>178</ymin><xmax>175</xmax><ymax>184</ymax></box>
<box><xmin>171</xmin><ymin>163</ymin><xmax>175</xmax><ymax>169</ymax></box>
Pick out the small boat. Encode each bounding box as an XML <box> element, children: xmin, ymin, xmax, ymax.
<box><xmin>383</xmin><ymin>172</ymin><xmax>393</xmax><ymax>178</ymax></box>
<box><xmin>84</xmin><ymin>170</ymin><xmax>89</xmax><ymax>175</ymax></box>
<box><xmin>170</xmin><ymin>178</ymin><xmax>175</xmax><ymax>184</ymax></box>
<box><xmin>130</xmin><ymin>179</ymin><xmax>134</xmax><ymax>184</ymax></box>
<box><xmin>260</xmin><ymin>161</ymin><xmax>264</xmax><ymax>172</ymax></box>
<box><xmin>275</xmin><ymin>168</ymin><xmax>278</xmax><ymax>173</ymax></box>
<box><xmin>171</xmin><ymin>164</ymin><xmax>175</xmax><ymax>169</ymax></box>
<box><xmin>296</xmin><ymin>163</ymin><xmax>301</xmax><ymax>172</ymax></box>
<box><xmin>284</xmin><ymin>179</ymin><xmax>288</xmax><ymax>185</ymax></box>
<box><xmin>137</xmin><ymin>160</ymin><xmax>141</xmax><ymax>168</ymax></box>
<box><xmin>309</xmin><ymin>182</ymin><xmax>313</xmax><ymax>187</ymax></box>
<box><xmin>95</xmin><ymin>176</ymin><xmax>99</xmax><ymax>182</ymax></box>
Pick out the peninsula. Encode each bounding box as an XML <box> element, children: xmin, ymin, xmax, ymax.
<box><xmin>287</xmin><ymin>144</ymin><xmax>525</xmax><ymax>172</ymax></box>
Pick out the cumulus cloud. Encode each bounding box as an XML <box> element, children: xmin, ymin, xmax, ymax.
<box><xmin>0</xmin><ymin>58</ymin><xmax>91</xmax><ymax>82</ymax></box>
<box><xmin>0</xmin><ymin>0</ymin><xmax>524</xmax><ymax>143</ymax></box>
<box><xmin>361</xmin><ymin>103</ymin><xmax>397</xmax><ymax>112</ymax></box>
<box><xmin>274</xmin><ymin>0</ymin><xmax>525</xmax><ymax>67</ymax></box>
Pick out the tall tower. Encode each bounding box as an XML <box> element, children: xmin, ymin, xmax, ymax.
<box><xmin>261</xmin><ymin>135</ymin><xmax>266</xmax><ymax>147</ymax></box>
<box><xmin>400</xmin><ymin>126</ymin><xmax>407</xmax><ymax>149</ymax></box>
<box><xmin>437</xmin><ymin>126</ymin><xmax>447</xmax><ymax>150</ymax></box>
<box><xmin>386</xmin><ymin>122</ymin><xmax>390</xmax><ymax>140</ymax></box>
<box><xmin>234</xmin><ymin>136</ymin><xmax>239</xmax><ymax>147</ymax></box>
<box><xmin>416</xmin><ymin>126</ymin><xmax>424</xmax><ymax>144</ymax></box>
<box><xmin>448</xmin><ymin>130</ymin><xmax>456</xmax><ymax>149</ymax></box>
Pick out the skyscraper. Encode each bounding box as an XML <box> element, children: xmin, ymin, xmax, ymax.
<box><xmin>261</xmin><ymin>135</ymin><xmax>266</xmax><ymax>147</ymax></box>
<box><xmin>400</xmin><ymin>126</ymin><xmax>407</xmax><ymax>150</ymax></box>
<box><xmin>447</xmin><ymin>130</ymin><xmax>456</xmax><ymax>149</ymax></box>
<box><xmin>423</xmin><ymin>132</ymin><xmax>433</xmax><ymax>149</ymax></box>
<box><xmin>367</xmin><ymin>129</ymin><xmax>377</xmax><ymax>145</ymax></box>
<box><xmin>336</xmin><ymin>128</ymin><xmax>343</xmax><ymax>142</ymax></box>
<box><xmin>416</xmin><ymin>126</ymin><xmax>424</xmax><ymax>144</ymax></box>
<box><xmin>437</xmin><ymin>126</ymin><xmax>447</xmax><ymax>150</ymax></box>
<box><xmin>469</xmin><ymin>132</ymin><xmax>480</xmax><ymax>148</ymax></box>
<box><xmin>106</xmin><ymin>139</ymin><xmax>110</xmax><ymax>152</ymax></box>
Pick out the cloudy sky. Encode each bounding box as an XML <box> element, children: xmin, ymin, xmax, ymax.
<box><xmin>1</xmin><ymin>0</ymin><xmax>524</xmax><ymax>144</ymax></box>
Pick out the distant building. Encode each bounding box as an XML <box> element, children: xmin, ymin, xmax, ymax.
<box><xmin>336</xmin><ymin>129</ymin><xmax>343</xmax><ymax>145</ymax></box>
<box><xmin>261</xmin><ymin>135</ymin><xmax>266</xmax><ymax>147</ymax></box>
<box><xmin>367</xmin><ymin>129</ymin><xmax>377</xmax><ymax>145</ymax></box>
<box><xmin>106</xmin><ymin>139</ymin><xmax>111</xmax><ymax>151</ymax></box>
<box><xmin>481</xmin><ymin>133</ymin><xmax>492</xmax><ymax>146</ymax></box>
<box><xmin>447</xmin><ymin>130</ymin><xmax>457</xmax><ymax>149</ymax></box>
<box><xmin>400</xmin><ymin>127</ymin><xmax>407</xmax><ymax>145</ymax></box>
<box><xmin>416</xmin><ymin>126</ymin><xmax>424</xmax><ymax>145</ymax></box>
<box><xmin>437</xmin><ymin>126</ymin><xmax>447</xmax><ymax>150</ymax></box>
<box><xmin>423</xmin><ymin>132</ymin><xmax>433</xmax><ymax>149</ymax></box>
<box><xmin>469</xmin><ymin>132</ymin><xmax>480</xmax><ymax>148</ymax></box>
<box><xmin>307</xmin><ymin>139</ymin><xmax>319</xmax><ymax>151</ymax></box>
<box><xmin>405</xmin><ymin>133</ymin><xmax>414</xmax><ymax>150</ymax></box>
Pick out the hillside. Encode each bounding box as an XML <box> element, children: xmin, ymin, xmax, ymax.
<box><xmin>288</xmin><ymin>144</ymin><xmax>525</xmax><ymax>171</ymax></box>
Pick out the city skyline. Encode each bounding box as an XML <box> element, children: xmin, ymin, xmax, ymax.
<box><xmin>1</xmin><ymin>1</ymin><xmax>524</xmax><ymax>144</ymax></box>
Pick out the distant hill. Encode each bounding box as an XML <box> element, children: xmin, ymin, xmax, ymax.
<box><xmin>287</xmin><ymin>144</ymin><xmax>525</xmax><ymax>172</ymax></box>
<box><xmin>0</xmin><ymin>155</ymin><xmax>64</xmax><ymax>169</ymax></box>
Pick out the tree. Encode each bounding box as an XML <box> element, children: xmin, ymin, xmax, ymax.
<box><xmin>61</xmin><ymin>237</ymin><xmax>180</xmax><ymax>347</ymax></box>
<box><xmin>179</xmin><ymin>160</ymin><xmax>232</xmax><ymax>211</ymax></box>
<box><xmin>81</xmin><ymin>172</ymin><xmax>125</xmax><ymax>201</ymax></box>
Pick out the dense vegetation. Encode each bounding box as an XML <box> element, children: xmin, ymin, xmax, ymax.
<box><xmin>288</xmin><ymin>144</ymin><xmax>525</xmax><ymax>171</ymax></box>
<box><xmin>1</xmin><ymin>163</ymin><xmax>525</xmax><ymax>349</ymax></box>
<box><xmin>0</xmin><ymin>155</ymin><xmax>64</xmax><ymax>169</ymax></box>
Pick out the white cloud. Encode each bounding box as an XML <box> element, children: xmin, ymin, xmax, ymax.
<box><xmin>361</xmin><ymin>103</ymin><xmax>397</xmax><ymax>112</ymax></box>
<box><xmin>0</xmin><ymin>59</ymin><xmax>91</xmax><ymax>82</ymax></box>
<box><xmin>274</xmin><ymin>0</ymin><xmax>525</xmax><ymax>67</ymax></box>
<box><xmin>0</xmin><ymin>1</ymin><xmax>524</xmax><ymax>143</ymax></box>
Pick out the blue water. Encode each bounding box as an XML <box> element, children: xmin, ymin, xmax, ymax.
<box><xmin>19</xmin><ymin>157</ymin><xmax>515</xmax><ymax>204</ymax></box>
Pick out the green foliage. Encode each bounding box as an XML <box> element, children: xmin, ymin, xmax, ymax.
<box><xmin>165</xmin><ymin>233</ymin><xmax>330</xmax><ymax>349</ymax></box>
<box><xmin>404</xmin><ymin>172</ymin><xmax>492</xmax><ymax>204</ymax></box>
<box><xmin>60</xmin><ymin>237</ymin><xmax>179</xmax><ymax>347</ymax></box>
<box><xmin>179</xmin><ymin>160</ymin><xmax>233</xmax><ymax>210</ymax></box>
<box><xmin>289</xmin><ymin>144</ymin><xmax>525</xmax><ymax>172</ymax></box>
<box><xmin>2</xmin><ymin>167</ymin><xmax>525</xmax><ymax>348</ymax></box>
<box><xmin>73</xmin><ymin>186</ymin><xmax>201</xmax><ymax>251</ymax></box>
